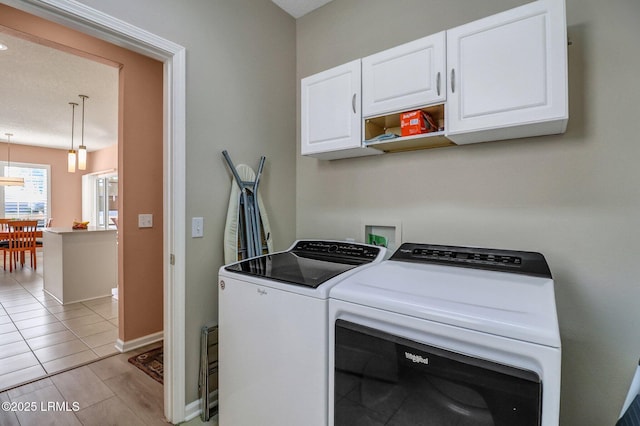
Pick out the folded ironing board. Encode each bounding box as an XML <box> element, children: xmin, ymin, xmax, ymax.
<box><xmin>223</xmin><ymin>151</ymin><xmax>272</xmax><ymax>264</ymax></box>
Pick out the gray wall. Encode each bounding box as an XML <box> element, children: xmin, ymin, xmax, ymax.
<box><xmin>296</xmin><ymin>0</ymin><xmax>640</xmax><ymax>424</ymax></box>
<box><xmin>39</xmin><ymin>0</ymin><xmax>640</xmax><ymax>423</ymax></box>
<box><xmin>75</xmin><ymin>0</ymin><xmax>297</xmax><ymax>405</ymax></box>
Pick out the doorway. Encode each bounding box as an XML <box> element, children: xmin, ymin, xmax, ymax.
<box><xmin>0</xmin><ymin>1</ymin><xmax>186</xmax><ymax>423</ymax></box>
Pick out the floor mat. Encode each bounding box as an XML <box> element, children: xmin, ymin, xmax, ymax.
<box><xmin>128</xmin><ymin>347</ymin><xmax>163</xmax><ymax>384</ymax></box>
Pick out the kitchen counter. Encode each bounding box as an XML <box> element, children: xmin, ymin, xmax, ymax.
<box><xmin>43</xmin><ymin>227</ymin><xmax>117</xmax><ymax>304</ymax></box>
<box><xmin>45</xmin><ymin>226</ymin><xmax>116</xmax><ymax>234</ymax></box>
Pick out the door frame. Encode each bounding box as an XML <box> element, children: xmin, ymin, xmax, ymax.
<box><xmin>2</xmin><ymin>0</ymin><xmax>187</xmax><ymax>422</ymax></box>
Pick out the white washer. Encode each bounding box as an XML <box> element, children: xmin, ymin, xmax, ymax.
<box><xmin>218</xmin><ymin>240</ymin><xmax>386</xmax><ymax>426</ymax></box>
<box><xmin>329</xmin><ymin>243</ymin><xmax>561</xmax><ymax>426</ymax></box>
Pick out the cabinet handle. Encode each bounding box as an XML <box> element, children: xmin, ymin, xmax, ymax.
<box><xmin>436</xmin><ymin>72</ymin><xmax>441</xmax><ymax>96</ymax></box>
<box><xmin>450</xmin><ymin>69</ymin><xmax>456</xmax><ymax>93</ymax></box>
<box><xmin>352</xmin><ymin>94</ymin><xmax>356</xmax><ymax>114</ymax></box>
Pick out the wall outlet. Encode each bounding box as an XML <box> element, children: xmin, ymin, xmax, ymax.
<box><xmin>138</xmin><ymin>213</ymin><xmax>153</xmax><ymax>228</ymax></box>
<box><xmin>192</xmin><ymin>217</ymin><xmax>204</xmax><ymax>238</ymax></box>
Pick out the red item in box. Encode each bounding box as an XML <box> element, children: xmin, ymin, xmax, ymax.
<box><xmin>401</xmin><ymin>110</ymin><xmax>428</xmax><ymax>136</ymax></box>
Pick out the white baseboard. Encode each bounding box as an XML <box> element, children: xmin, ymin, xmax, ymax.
<box><xmin>115</xmin><ymin>331</ymin><xmax>163</xmax><ymax>353</ymax></box>
<box><xmin>184</xmin><ymin>396</ymin><xmax>218</xmax><ymax>424</ymax></box>
<box><xmin>184</xmin><ymin>400</ymin><xmax>200</xmax><ymax>422</ymax></box>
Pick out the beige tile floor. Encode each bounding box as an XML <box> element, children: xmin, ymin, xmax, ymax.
<box><xmin>0</xmin><ymin>343</ymin><xmax>169</xmax><ymax>426</ymax></box>
<box><xmin>0</xmin><ymin>254</ymin><xmax>119</xmax><ymax>392</ymax></box>
<box><xmin>0</xmin><ymin>256</ymin><xmax>217</xmax><ymax>425</ymax></box>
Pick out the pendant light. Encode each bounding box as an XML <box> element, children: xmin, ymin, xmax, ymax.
<box><xmin>1</xmin><ymin>133</ymin><xmax>25</xmax><ymax>186</ymax></box>
<box><xmin>68</xmin><ymin>102</ymin><xmax>78</xmax><ymax>173</ymax></box>
<box><xmin>78</xmin><ymin>94</ymin><xmax>88</xmax><ymax>170</ymax></box>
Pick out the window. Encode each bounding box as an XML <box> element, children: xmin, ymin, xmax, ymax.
<box><xmin>81</xmin><ymin>172</ymin><xmax>118</xmax><ymax>229</ymax></box>
<box><xmin>1</xmin><ymin>163</ymin><xmax>50</xmax><ymax>227</ymax></box>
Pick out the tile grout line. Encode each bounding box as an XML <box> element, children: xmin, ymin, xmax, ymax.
<box><xmin>0</xmin><ymin>265</ymin><xmax>119</xmax><ymax>392</ymax></box>
<box><xmin>3</xmin><ymin>351</ymin><xmax>122</xmax><ymax>399</ymax></box>
<box><xmin>36</xmin><ymin>299</ymin><xmax>118</xmax><ymax>368</ymax></box>
<box><xmin>25</xmin><ymin>275</ymin><xmax>118</xmax><ymax>361</ymax></box>
<box><xmin>0</xmin><ymin>275</ymin><xmax>49</xmax><ymax>379</ymax></box>
<box><xmin>46</xmin><ymin>363</ymin><xmax>98</xmax><ymax>425</ymax></box>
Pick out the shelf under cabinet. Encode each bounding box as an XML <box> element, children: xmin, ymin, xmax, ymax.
<box><xmin>363</xmin><ymin>104</ymin><xmax>454</xmax><ymax>153</ymax></box>
<box><xmin>365</xmin><ymin>131</ymin><xmax>454</xmax><ymax>153</ymax></box>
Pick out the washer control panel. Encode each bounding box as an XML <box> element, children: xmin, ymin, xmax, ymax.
<box><xmin>293</xmin><ymin>240</ymin><xmax>382</xmax><ymax>262</ymax></box>
<box><xmin>391</xmin><ymin>243</ymin><xmax>551</xmax><ymax>278</ymax></box>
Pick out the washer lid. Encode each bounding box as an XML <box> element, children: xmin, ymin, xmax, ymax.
<box><xmin>330</xmin><ymin>260</ymin><xmax>560</xmax><ymax>348</ymax></box>
<box><xmin>224</xmin><ymin>240</ymin><xmax>385</xmax><ymax>289</ymax></box>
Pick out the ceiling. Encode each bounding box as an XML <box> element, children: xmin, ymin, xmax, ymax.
<box><xmin>271</xmin><ymin>0</ymin><xmax>334</xmax><ymax>18</ymax></box>
<box><xmin>0</xmin><ymin>29</ymin><xmax>118</xmax><ymax>152</ymax></box>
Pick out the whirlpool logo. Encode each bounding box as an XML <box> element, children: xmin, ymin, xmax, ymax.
<box><xmin>405</xmin><ymin>352</ymin><xmax>429</xmax><ymax>365</ymax></box>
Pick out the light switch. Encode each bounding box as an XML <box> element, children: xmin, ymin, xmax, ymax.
<box><xmin>192</xmin><ymin>217</ymin><xmax>204</xmax><ymax>238</ymax></box>
<box><xmin>138</xmin><ymin>214</ymin><xmax>153</xmax><ymax>228</ymax></box>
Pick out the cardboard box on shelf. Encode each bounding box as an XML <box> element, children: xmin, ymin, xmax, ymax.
<box><xmin>400</xmin><ymin>110</ymin><xmax>434</xmax><ymax>136</ymax></box>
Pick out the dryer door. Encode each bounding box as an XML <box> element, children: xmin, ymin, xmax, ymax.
<box><xmin>334</xmin><ymin>320</ymin><xmax>542</xmax><ymax>426</ymax></box>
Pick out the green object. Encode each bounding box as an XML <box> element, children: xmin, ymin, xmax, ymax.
<box><xmin>367</xmin><ymin>233</ymin><xmax>388</xmax><ymax>247</ymax></box>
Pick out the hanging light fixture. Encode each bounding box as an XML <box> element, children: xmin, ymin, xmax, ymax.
<box><xmin>78</xmin><ymin>94</ymin><xmax>88</xmax><ymax>170</ymax></box>
<box><xmin>0</xmin><ymin>133</ymin><xmax>25</xmax><ymax>186</ymax></box>
<box><xmin>68</xmin><ymin>101</ymin><xmax>78</xmax><ymax>173</ymax></box>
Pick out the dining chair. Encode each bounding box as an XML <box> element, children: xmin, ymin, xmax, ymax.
<box><xmin>0</xmin><ymin>220</ymin><xmax>38</xmax><ymax>271</ymax></box>
<box><xmin>0</xmin><ymin>218</ymin><xmax>11</xmax><ymax>231</ymax></box>
<box><xmin>0</xmin><ymin>219</ymin><xmax>11</xmax><ymax>254</ymax></box>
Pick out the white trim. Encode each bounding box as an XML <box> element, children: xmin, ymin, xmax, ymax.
<box><xmin>164</xmin><ymin>45</ymin><xmax>187</xmax><ymax>424</ymax></box>
<box><xmin>185</xmin><ymin>397</ymin><xmax>219</xmax><ymax>424</ymax></box>
<box><xmin>4</xmin><ymin>0</ymin><xmax>179</xmax><ymax>60</ymax></box>
<box><xmin>115</xmin><ymin>331</ymin><xmax>164</xmax><ymax>353</ymax></box>
<box><xmin>184</xmin><ymin>400</ymin><xmax>201</xmax><ymax>422</ymax></box>
<box><xmin>1</xmin><ymin>0</ymin><xmax>188</xmax><ymax>423</ymax></box>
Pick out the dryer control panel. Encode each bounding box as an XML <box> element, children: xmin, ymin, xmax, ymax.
<box><xmin>391</xmin><ymin>243</ymin><xmax>551</xmax><ymax>278</ymax></box>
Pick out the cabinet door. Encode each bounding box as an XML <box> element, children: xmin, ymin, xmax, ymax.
<box><xmin>446</xmin><ymin>0</ymin><xmax>568</xmax><ymax>144</ymax></box>
<box><xmin>301</xmin><ymin>60</ymin><xmax>363</xmax><ymax>157</ymax></box>
<box><xmin>362</xmin><ymin>31</ymin><xmax>446</xmax><ymax>118</ymax></box>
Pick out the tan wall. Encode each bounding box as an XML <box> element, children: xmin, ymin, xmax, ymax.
<box><xmin>1</xmin><ymin>143</ymin><xmax>81</xmax><ymax>225</ymax></box>
<box><xmin>1</xmin><ymin>143</ymin><xmax>116</xmax><ymax>226</ymax></box>
<box><xmin>88</xmin><ymin>144</ymin><xmax>118</xmax><ymax>175</ymax></box>
<box><xmin>0</xmin><ymin>4</ymin><xmax>163</xmax><ymax>343</ymax></box>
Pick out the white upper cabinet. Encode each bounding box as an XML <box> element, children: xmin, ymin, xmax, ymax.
<box><xmin>446</xmin><ymin>0</ymin><xmax>568</xmax><ymax>144</ymax></box>
<box><xmin>301</xmin><ymin>60</ymin><xmax>381</xmax><ymax>160</ymax></box>
<box><xmin>301</xmin><ymin>1</ymin><xmax>569</xmax><ymax>159</ymax></box>
<box><xmin>362</xmin><ymin>32</ymin><xmax>446</xmax><ymax>118</ymax></box>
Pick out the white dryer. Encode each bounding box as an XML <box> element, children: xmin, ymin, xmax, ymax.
<box><xmin>329</xmin><ymin>243</ymin><xmax>561</xmax><ymax>426</ymax></box>
<box><xmin>218</xmin><ymin>240</ymin><xmax>386</xmax><ymax>426</ymax></box>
